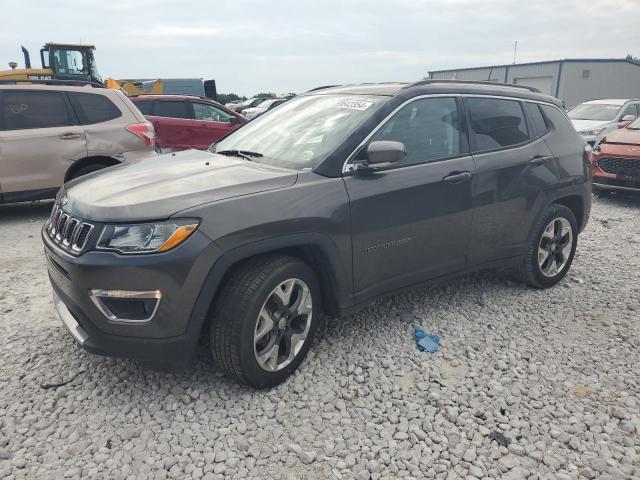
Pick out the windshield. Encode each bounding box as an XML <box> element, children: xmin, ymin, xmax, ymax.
<box><xmin>628</xmin><ymin>116</ymin><xmax>640</xmax><ymax>129</ymax></box>
<box><xmin>211</xmin><ymin>94</ymin><xmax>386</xmax><ymax>170</ymax></box>
<box><xmin>568</xmin><ymin>103</ymin><xmax>621</xmax><ymax>121</ymax></box>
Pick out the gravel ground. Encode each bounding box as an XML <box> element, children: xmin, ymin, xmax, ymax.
<box><xmin>1</xmin><ymin>194</ymin><xmax>639</xmax><ymax>480</ymax></box>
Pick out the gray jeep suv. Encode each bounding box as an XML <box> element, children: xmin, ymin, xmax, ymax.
<box><xmin>43</xmin><ymin>80</ymin><xmax>591</xmax><ymax>388</ymax></box>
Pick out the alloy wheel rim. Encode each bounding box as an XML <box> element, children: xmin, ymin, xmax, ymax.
<box><xmin>254</xmin><ymin>278</ymin><xmax>313</xmax><ymax>372</ymax></box>
<box><xmin>538</xmin><ymin>217</ymin><xmax>573</xmax><ymax>278</ymax></box>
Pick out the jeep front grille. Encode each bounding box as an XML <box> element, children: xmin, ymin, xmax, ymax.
<box><xmin>46</xmin><ymin>205</ymin><xmax>95</xmax><ymax>254</ymax></box>
<box><xmin>597</xmin><ymin>156</ymin><xmax>640</xmax><ymax>178</ymax></box>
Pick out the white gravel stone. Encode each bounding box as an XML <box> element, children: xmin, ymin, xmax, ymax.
<box><xmin>2</xmin><ymin>197</ymin><xmax>640</xmax><ymax>479</ymax></box>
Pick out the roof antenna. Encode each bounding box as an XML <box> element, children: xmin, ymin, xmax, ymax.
<box><xmin>513</xmin><ymin>40</ymin><xmax>518</xmax><ymax>64</ymax></box>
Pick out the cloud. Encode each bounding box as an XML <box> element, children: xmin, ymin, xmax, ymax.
<box><xmin>1</xmin><ymin>0</ymin><xmax>639</xmax><ymax>95</ymax></box>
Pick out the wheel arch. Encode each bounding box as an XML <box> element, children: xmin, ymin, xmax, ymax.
<box><xmin>189</xmin><ymin>234</ymin><xmax>352</xmax><ymax>343</ymax></box>
<box><xmin>64</xmin><ymin>156</ymin><xmax>121</xmax><ymax>182</ymax></box>
<box><xmin>553</xmin><ymin>194</ymin><xmax>584</xmax><ymax>232</ymax></box>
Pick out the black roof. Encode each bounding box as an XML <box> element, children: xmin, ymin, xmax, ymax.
<box><xmin>307</xmin><ymin>80</ymin><xmax>562</xmax><ymax>106</ymax></box>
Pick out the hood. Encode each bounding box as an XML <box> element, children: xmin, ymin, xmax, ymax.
<box><xmin>571</xmin><ymin>119</ymin><xmax>610</xmax><ymax>133</ymax></box>
<box><xmin>63</xmin><ymin>149</ymin><xmax>298</xmax><ymax>222</ymax></box>
<box><xmin>601</xmin><ymin>127</ymin><xmax>640</xmax><ymax>146</ymax></box>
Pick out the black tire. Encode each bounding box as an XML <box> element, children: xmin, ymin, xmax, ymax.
<box><xmin>68</xmin><ymin>164</ymin><xmax>108</xmax><ymax>180</ymax></box>
<box><xmin>512</xmin><ymin>204</ymin><xmax>578</xmax><ymax>289</ymax></box>
<box><xmin>209</xmin><ymin>255</ymin><xmax>322</xmax><ymax>389</ymax></box>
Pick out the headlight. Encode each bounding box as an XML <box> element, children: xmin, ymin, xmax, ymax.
<box><xmin>97</xmin><ymin>220</ymin><xmax>199</xmax><ymax>254</ymax></box>
<box><xmin>578</xmin><ymin>127</ymin><xmax>604</xmax><ymax>136</ymax></box>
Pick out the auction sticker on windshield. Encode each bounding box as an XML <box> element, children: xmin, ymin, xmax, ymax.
<box><xmin>330</xmin><ymin>98</ymin><xmax>374</xmax><ymax>111</ymax></box>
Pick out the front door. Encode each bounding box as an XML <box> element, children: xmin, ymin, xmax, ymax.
<box><xmin>0</xmin><ymin>89</ymin><xmax>87</xmax><ymax>198</ymax></box>
<box><xmin>344</xmin><ymin>96</ymin><xmax>476</xmax><ymax>300</ymax></box>
<box><xmin>189</xmin><ymin>101</ymin><xmax>237</xmax><ymax>148</ymax></box>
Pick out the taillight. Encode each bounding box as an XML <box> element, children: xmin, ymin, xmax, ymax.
<box><xmin>126</xmin><ymin>123</ymin><xmax>155</xmax><ymax>148</ymax></box>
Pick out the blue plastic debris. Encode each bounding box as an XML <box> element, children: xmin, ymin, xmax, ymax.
<box><xmin>414</xmin><ymin>324</ymin><xmax>440</xmax><ymax>353</ymax></box>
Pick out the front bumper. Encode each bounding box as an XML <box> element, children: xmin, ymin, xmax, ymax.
<box><xmin>44</xmin><ymin>226</ymin><xmax>222</xmax><ymax>364</ymax></box>
<box><xmin>593</xmin><ymin>178</ymin><xmax>640</xmax><ymax>192</ymax></box>
<box><xmin>591</xmin><ymin>154</ymin><xmax>640</xmax><ymax>192</ymax></box>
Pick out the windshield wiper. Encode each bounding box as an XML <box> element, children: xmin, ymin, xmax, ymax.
<box><xmin>217</xmin><ymin>149</ymin><xmax>264</xmax><ymax>162</ymax></box>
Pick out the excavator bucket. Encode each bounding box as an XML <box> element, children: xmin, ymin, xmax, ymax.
<box><xmin>105</xmin><ymin>77</ymin><xmax>164</xmax><ymax>95</ymax></box>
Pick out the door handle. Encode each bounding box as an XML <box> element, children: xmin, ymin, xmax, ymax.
<box><xmin>529</xmin><ymin>155</ymin><xmax>551</xmax><ymax>166</ymax></box>
<box><xmin>59</xmin><ymin>133</ymin><xmax>82</xmax><ymax>140</ymax></box>
<box><xmin>443</xmin><ymin>171</ymin><xmax>472</xmax><ymax>184</ymax></box>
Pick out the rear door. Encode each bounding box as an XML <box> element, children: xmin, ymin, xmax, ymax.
<box><xmin>344</xmin><ymin>96</ymin><xmax>476</xmax><ymax>299</ymax></box>
<box><xmin>67</xmin><ymin>91</ymin><xmax>149</xmax><ymax>156</ymax></box>
<box><xmin>464</xmin><ymin>96</ymin><xmax>558</xmax><ymax>265</ymax></box>
<box><xmin>0</xmin><ymin>89</ymin><xmax>86</xmax><ymax>199</ymax></box>
<box><xmin>146</xmin><ymin>100</ymin><xmax>193</xmax><ymax>151</ymax></box>
<box><xmin>188</xmin><ymin>101</ymin><xmax>238</xmax><ymax>148</ymax></box>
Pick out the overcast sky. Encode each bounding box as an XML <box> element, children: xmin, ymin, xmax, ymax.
<box><xmin>2</xmin><ymin>0</ymin><xmax>639</xmax><ymax>96</ymax></box>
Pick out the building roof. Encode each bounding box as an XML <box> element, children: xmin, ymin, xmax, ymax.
<box><xmin>429</xmin><ymin>58</ymin><xmax>640</xmax><ymax>75</ymax></box>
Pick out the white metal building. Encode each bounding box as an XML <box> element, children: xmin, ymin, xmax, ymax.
<box><xmin>428</xmin><ymin>58</ymin><xmax>640</xmax><ymax>107</ymax></box>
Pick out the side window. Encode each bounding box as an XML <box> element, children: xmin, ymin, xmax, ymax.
<box><xmin>134</xmin><ymin>101</ymin><xmax>154</xmax><ymax>116</ymax></box>
<box><xmin>466</xmin><ymin>98</ymin><xmax>529</xmax><ymax>152</ymax></box>
<box><xmin>620</xmin><ymin>103</ymin><xmax>638</xmax><ymax>118</ymax></box>
<box><xmin>525</xmin><ymin>102</ymin><xmax>548</xmax><ymax>138</ymax></box>
<box><xmin>1</xmin><ymin>90</ymin><xmax>74</xmax><ymax>130</ymax></box>
<box><xmin>368</xmin><ymin>97</ymin><xmax>463</xmax><ymax>165</ymax></box>
<box><xmin>153</xmin><ymin>101</ymin><xmax>190</xmax><ymax>119</ymax></box>
<box><xmin>193</xmin><ymin>103</ymin><xmax>231</xmax><ymax>122</ymax></box>
<box><xmin>68</xmin><ymin>92</ymin><xmax>122</xmax><ymax>125</ymax></box>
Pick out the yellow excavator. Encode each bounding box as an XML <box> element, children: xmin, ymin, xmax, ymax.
<box><xmin>0</xmin><ymin>42</ymin><xmax>163</xmax><ymax>94</ymax></box>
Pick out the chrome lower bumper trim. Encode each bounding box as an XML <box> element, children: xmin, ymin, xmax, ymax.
<box><xmin>593</xmin><ymin>182</ymin><xmax>640</xmax><ymax>192</ymax></box>
<box><xmin>53</xmin><ymin>290</ymin><xmax>89</xmax><ymax>345</ymax></box>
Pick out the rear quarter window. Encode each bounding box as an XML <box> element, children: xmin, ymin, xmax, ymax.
<box><xmin>68</xmin><ymin>92</ymin><xmax>122</xmax><ymax>125</ymax></box>
<box><xmin>525</xmin><ymin>102</ymin><xmax>549</xmax><ymax>138</ymax></box>
<box><xmin>1</xmin><ymin>90</ymin><xmax>74</xmax><ymax>130</ymax></box>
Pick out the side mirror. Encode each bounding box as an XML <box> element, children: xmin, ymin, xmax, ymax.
<box><xmin>621</xmin><ymin>114</ymin><xmax>636</xmax><ymax>122</ymax></box>
<box><xmin>365</xmin><ymin>140</ymin><xmax>406</xmax><ymax>166</ymax></box>
<box><xmin>228</xmin><ymin>116</ymin><xmax>239</xmax><ymax>125</ymax></box>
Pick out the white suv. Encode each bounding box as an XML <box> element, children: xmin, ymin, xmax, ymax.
<box><xmin>568</xmin><ymin>98</ymin><xmax>640</xmax><ymax>145</ymax></box>
<box><xmin>0</xmin><ymin>83</ymin><xmax>155</xmax><ymax>204</ymax></box>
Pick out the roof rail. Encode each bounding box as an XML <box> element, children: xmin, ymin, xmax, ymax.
<box><xmin>0</xmin><ymin>79</ymin><xmax>104</xmax><ymax>88</ymax></box>
<box><xmin>306</xmin><ymin>85</ymin><xmax>342</xmax><ymax>92</ymax></box>
<box><xmin>404</xmin><ymin>79</ymin><xmax>541</xmax><ymax>93</ymax></box>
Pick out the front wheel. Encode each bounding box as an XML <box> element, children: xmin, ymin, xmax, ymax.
<box><xmin>209</xmin><ymin>255</ymin><xmax>322</xmax><ymax>388</ymax></box>
<box><xmin>513</xmin><ymin>204</ymin><xmax>578</xmax><ymax>288</ymax></box>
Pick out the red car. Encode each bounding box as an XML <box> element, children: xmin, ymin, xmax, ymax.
<box><xmin>130</xmin><ymin>95</ymin><xmax>247</xmax><ymax>151</ymax></box>
<box><xmin>590</xmin><ymin>117</ymin><xmax>640</xmax><ymax>192</ymax></box>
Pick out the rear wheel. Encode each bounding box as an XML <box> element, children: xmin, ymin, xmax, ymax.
<box><xmin>513</xmin><ymin>204</ymin><xmax>578</xmax><ymax>288</ymax></box>
<box><xmin>68</xmin><ymin>163</ymin><xmax>108</xmax><ymax>180</ymax></box>
<box><xmin>209</xmin><ymin>255</ymin><xmax>321</xmax><ymax>388</ymax></box>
